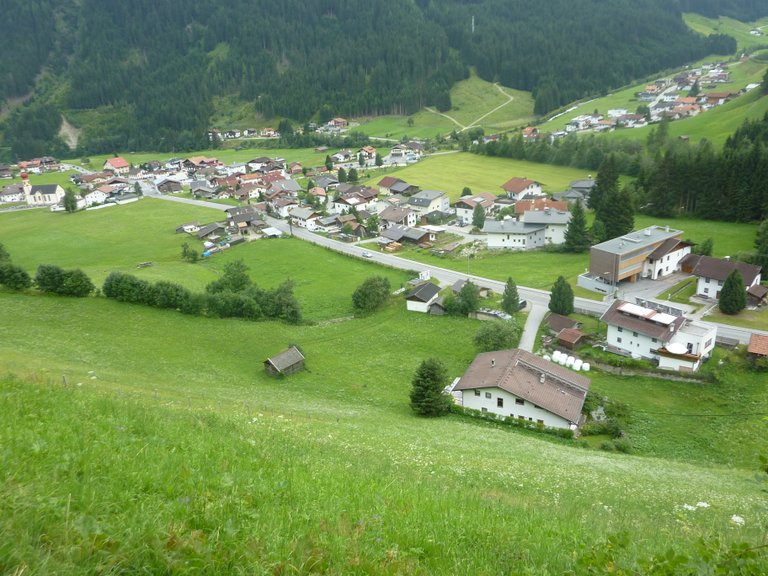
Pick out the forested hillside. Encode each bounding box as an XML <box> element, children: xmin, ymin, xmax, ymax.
<box><xmin>1</xmin><ymin>0</ymin><xmax>767</xmax><ymax>158</ymax></box>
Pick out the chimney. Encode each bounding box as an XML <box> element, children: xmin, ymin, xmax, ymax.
<box><xmin>539</xmin><ymin>373</ymin><xmax>545</xmax><ymax>384</ymax></box>
<box><xmin>665</xmin><ymin>225</ymin><xmax>670</xmax><ymax>232</ymax></box>
<box><xmin>644</xmin><ymin>228</ymin><xmax>651</xmax><ymax>236</ymax></box>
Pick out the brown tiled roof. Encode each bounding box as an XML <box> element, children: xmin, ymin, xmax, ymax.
<box><xmin>747</xmin><ymin>284</ymin><xmax>768</xmax><ymax>301</ymax></box>
<box><xmin>557</xmin><ymin>328</ymin><xmax>584</xmax><ymax>345</ymax></box>
<box><xmin>747</xmin><ymin>334</ymin><xmax>768</xmax><ymax>356</ymax></box>
<box><xmin>690</xmin><ymin>255</ymin><xmax>761</xmax><ymax>285</ymax></box>
<box><xmin>454</xmin><ymin>349</ymin><xmax>589</xmax><ymax>423</ymax></box>
<box><xmin>501</xmin><ymin>177</ymin><xmax>538</xmax><ymax>194</ymax></box>
<box><xmin>600</xmin><ymin>300</ymin><xmax>685</xmax><ymax>342</ymax></box>
<box><xmin>648</xmin><ymin>238</ymin><xmax>691</xmax><ymax>261</ymax></box>
<box><xmin>547</xmin><ymin>313</ymin><xmax>578</xmax><ymax>333</ymax></box>
<box><xmin>514</xmin><ymin>198</ymin><xmax>567</xmax><ymax>214</ymax></box>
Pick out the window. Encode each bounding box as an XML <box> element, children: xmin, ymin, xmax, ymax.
<box><xmin>652</xmin><ymin>337</ymin><xmax>657</xmax><ymax>343</ymax></box>
<box><xmin>537</xmin><ymin>419</ymin><xmax>544</xmax><ymax>425</ymax></box>
<box><xmin>474</xmin><ymin>390</ymin><xmax>480</xmax><ymax>396</ymax></box>
<box><xmin>617</xmin><ymin>326</ymin><xmax>623</xmax><ymax>333</ymax></box>
<box><xmin>633</xmin><ymin>331</ymin><xmax>638</xmax><ymax>337</ymax></box>
<box><xmin>515</xmin><ymin>398</ymin><xmax>524</xmax><ymax>406</ymax></box>
<box><xmin>705</xmin><ymin>278</ymin><xmax>710</xmax><ymax>284</ymax></box>
<box><xmin>481</xmin><ymin>407</ymin><xmax>488</xmax><ymax>413</ymax></box>
<box><xmin>617</xmin><ymin>337</ymin><xmax>622</xmax><ymax>343</ymax></box>
<box><xmin>718</xmin><ymin>280</ymin><xmax>723</xmax><ymax>286</ymax></box>
<box><xmin>497</xmin><ymin>398</ymin><xmax>504</xmax><ymax>408</ymax></box>
<box><xmin>703</xmin><ymin>287</ymin><xmax>709</xmax><ymax>294</ymax></box>
<box><xmin>518</xmin><ymin>415</ymin><xmax>525</xmax><ymax>420</ymax></box>
<box><xmin>485</xmin><ymin>392</ymin><xmax>492</xmax><ymax>399</ymax></box>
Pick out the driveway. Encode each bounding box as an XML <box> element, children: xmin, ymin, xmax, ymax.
<box><xmin>519</xmin><ymin>303</ymin><xmax>548</xmax><ymax>352</ymax></box>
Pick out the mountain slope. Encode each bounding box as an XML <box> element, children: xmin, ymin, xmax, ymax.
<box><xmin>1</xmin><ymin>0</ymin><xmax>767</xmax><ymax>158</ymax></box>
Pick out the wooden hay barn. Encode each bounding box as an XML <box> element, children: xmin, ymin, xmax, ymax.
<box><xmin>264</xmin><ymin>346</ymin><xmax>305</xmax><ymax>376</ymax></box>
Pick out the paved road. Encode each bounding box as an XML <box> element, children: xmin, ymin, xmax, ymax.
<box><xmin>519</xmin><ymin>303</ymin><xmax>548</xmax><ymax>352</ymax></box>
<box><xmin>146</xmin><ymin>193</ymin><xmax>765</xmax><ymax>344</ymax></box>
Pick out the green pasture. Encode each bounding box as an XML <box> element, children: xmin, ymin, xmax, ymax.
<box><xmin>1</xmin><ymin>288</ymin><xmax>767</xmax><ymax>573</ymax></box>
<box><xmin>363</xmin><ymin>152</ymin><xmax>591</xmax><ymax>199</ymax></box>
<box><xmin>632</xmin><ymin>215</ymin><xmax>758</xmax><ymax>258</ymax></box>
<box><xmin>683</xmin><ymin>13</ymin><xmax>768</xmax><ymax>52</ymax></box>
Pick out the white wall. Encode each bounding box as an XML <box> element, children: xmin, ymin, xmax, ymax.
<box><xmin>460</xmin><ymin>387</ymin><xmax>572</xmax><ymax>429</ymax></box>
<box><xmin>605</xmin><ymin>325</ymin><xmax>665</xmax><ymax>359</ymax></box>
<box><xmin>486</xmin><ymin>229</ymin><xmax>545</xmax><ymax>250</ymax></box>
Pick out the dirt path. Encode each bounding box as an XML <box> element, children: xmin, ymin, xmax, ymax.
<box><xmin>425</xmin><ymin>82</ymin><xmax>516</xmax><ymax>133</ymax></box>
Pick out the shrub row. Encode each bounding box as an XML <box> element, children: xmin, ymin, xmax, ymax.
<box><xmin>102</xmin><ymin>271</ymin><xmax>302</xmax><ymax>324</ymax></box>
<box><xmin>35</xmin><ymin>264</ymin><xmax>94</xmax><ymax>297</ymax></box>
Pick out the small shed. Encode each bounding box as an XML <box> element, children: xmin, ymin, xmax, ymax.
<box><xmin>264</xmin><ymin>346</ymin><xmax>305</xmax><ymax>376</ymax></box>
<box><xmin>557</xmin><ymin>328</ymin><xmax>585</xmax><ymax>350</ymax></box>
<box><xmin>747</xmin><ymin>334</ymin><xmax>768</xmax><ymax>361</ymax></box>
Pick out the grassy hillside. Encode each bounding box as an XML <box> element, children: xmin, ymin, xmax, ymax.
<box><xmin>1</xmin><ymin>293</ymin><xmax>767</xmax><ymax>573</ymax></box>
<box><xmin>2</xmin><ymin>201</ymin><xmax>768</xmax><ymax>572</ymax></box>
<box><xmin>683</xmin><ymin>13</ymin><xmax>768</xmax><ymax>51</ymax></box>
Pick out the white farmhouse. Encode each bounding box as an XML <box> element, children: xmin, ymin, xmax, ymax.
<box><xmin>482</xmin><ymin>218</ymin><xmax>545</xmax><ymax>250</ymax></box>
<box><xmin>520</xmin><ymin>209</ymin><xmax>571</xmax><ymax>245</ymax></box>
<box><xmin>451</xmin><ymin>349</ymin><xmax>590</xmax><ymax>430</ymax></box>
<box><xmin>601</xmin><ymin>300</ymin><xmax>716</xmax><ymax>372</ymax></box>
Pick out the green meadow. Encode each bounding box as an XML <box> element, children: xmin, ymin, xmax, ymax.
<box><xmin>363</xmin><ymin>152</ymin><xmax>590</xmax><ymax>199</ymax></box>
<box><xmin>2</xmin><ymin>186</ymin><xmax>768</xmax><ymax>573</ymax></box>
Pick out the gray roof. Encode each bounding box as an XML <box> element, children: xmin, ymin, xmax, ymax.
<box><xmin>271</xmin><ymin>179</ymin><xmax>302</xmax><ymax>193</ymax></box>
<box><xmin>379</xmin><ymin>206</ymin><xmax>411</xmax><ymax>223</ymax></box>
<box><xmin>196</xmin><ymin>222</ymin><xmax>226</xmax><ymax>238</ymax></box>
<box><xmin>592</xmin><ymin>226</ymin><xmax>682</xmax><ymax>256</ymax></box>
<box><xmin>289</xmin><ymin>206</ymin><xmax>319</xmax><ymax>220</ymax></box>
<box><xmin>482</xmin><ymin>219</ymin><xmax>545</xmax><ymax>234</ymax></box>
<box><xmin>265</xmin><ymin>346</ymin><xmax>305</xmax><ymax>373</ymax></box>
<box><xmin>406</xmin><ymin>282</ymin><xmax>441</xmax><ymax>302</ymax></box>
<box><xmin>522</xmin><ymin>210</ymin><xmax>571</xmax><ymax>225</ymax></box>
<box><xmin>390</xmin><ymin>181</ymin><xmax>415</xmax><ymax>194</ymax></box>
<box><xmin>600</xmin><ymin>300</ymin><xmax>685</xmax><ymax>342</ymax></box>
<box><xmin>453</xmin><ymin>349</ymin><xmax>590</xmax><ymax>424</ymax></box>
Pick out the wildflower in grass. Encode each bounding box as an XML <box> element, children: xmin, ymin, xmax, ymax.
<box><xmin>683</xmin><ymin>504</ymin><xmax>696</xmax><ymax>511</ymax></box>
<box><xmin>730</xmin><ymin>514</ymin><xmax>745</xmax><ymax>525</ymax></box>
<box><xmin>696</xmin><ymin>502</ymin><xmax>709</xmax><ymax>508</ymax></box>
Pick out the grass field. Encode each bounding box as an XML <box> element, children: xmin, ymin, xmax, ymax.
<box><xmin>363</xmin><ymin>152</ymin><xmax>590</xmax><ymax>199</ymax></box>
<box><xmin>2</xmin><ymin>198</ymin><xmax>768</xmax><ymax>573</ymax></box>
<box><xmin>683</xmin><ymin>13</ymin><xmax>768</xmax><ymax>52</ymax></box>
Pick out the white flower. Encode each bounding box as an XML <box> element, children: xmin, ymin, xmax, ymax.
<box><xmin>683</xmin><ymin>504</ymin><xmax>696</xmax><ymax>511</ymax></box>
<box><xmin>696</xmin><ymin>502</ymin><xmax>709</xmax><ymax>508</ymax></box>
<box><xmin>730</xmin><ymin>515</ymin><xmax>745</xmax><ymax>526</ymax></box>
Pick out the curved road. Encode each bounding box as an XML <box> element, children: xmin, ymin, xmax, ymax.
<box><xmin>148</xmin><ymin>192</ymin><xmax>764</xmax><ymax>344</ymax></box>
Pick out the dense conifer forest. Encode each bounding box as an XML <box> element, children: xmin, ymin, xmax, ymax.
<box><xmin>0</xmin><ymin>0</ymin><xmax>766</xmax><ymax>157</ymax></box>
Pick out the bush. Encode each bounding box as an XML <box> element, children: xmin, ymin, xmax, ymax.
<box><xmin>352</xmin><ymin>276</ymin><xmax>391</xmax><ymax>314</ymax></box>
<box><xmin>0</xmin><ymin>263</ymin><xmax>32</xmax><ymax>291</ymax></box>
<box><xmin>35</xmin><ymin>264</ymin><xmax>65</xmax><ymax>293</ymax></box>
<box><xmin>59</xmin><ymin>269</ymin><xmax>95</xmax><ymax>297</ymax></box>
<box><xmin>612</xmin><ymin>437</ymin><xmax>633</xmax><ymax>453</ymax></box>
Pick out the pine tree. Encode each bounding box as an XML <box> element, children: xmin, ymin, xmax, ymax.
<box><xmin>754</xmin><ymin>220</ymin><xmax>768</xmax><ymax>268</ymax></box>
<box><xmin>589</xmin><ymin>154</ymin><xmax>619</xmax><ymax>217</ymax></box>
<box><xmin>549</xmin><ymin>276</ymin><xmax>574</xmax><ymax>315</ymax></box>
<box><xmin>564</xmin><ymin>199</ymin><xmax>589</xmax><ymax>252</ymax></box>
<box><xmin>457</xmin><ymin>280</ymin><xmax>480</xmax><ymax>315</ymax></box>
<box><xmin>603</xmin><ymin>187</ymin><xmax>634</xmax><ymax>240</ymax></box>
<box><xmin>718</xmin><ymin>270</ymin><xmax>746</xmax><ymax>315</ymax></box>
<box><xmin>591</xmin><ymin>219</ymin><xmax>607</xmax><ymax>244</ymax></box>
<box><xmin>63</xmin><ymin>188</ymin><xmax>79</xmax><ymax>213</ymax></box>
<box><xmin>409</xmin><ymin>358</ymin><xmax>451</xmax><ymax>417</ymax></box>
<box><xmin>501</xmin><ymin>277</ymin><xmax>519</xmax><ymax>314</ymax></box>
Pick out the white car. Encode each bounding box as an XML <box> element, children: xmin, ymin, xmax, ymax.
<box><xmin>362</xmin><ymin>251</ymin><xmax>373</xmax><ymax>258</ymax></box>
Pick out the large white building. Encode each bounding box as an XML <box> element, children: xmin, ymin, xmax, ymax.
<box><xmin>451</xmin><ymin>349</ymin><xmax>590</xmax><ymax>430</ymax></box>
<box><xmin>601</xmin><ymin>300</ymin><xmax>716</xmax><ymax>372</ymax></box>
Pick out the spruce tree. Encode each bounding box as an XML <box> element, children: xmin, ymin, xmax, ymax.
<box><xmin>754</xmin><ymin>220</ymin><xmax>768</xmax><ymax>268</ymax></box>
<box><xmin>549</xmin><ymin>276</ymin><xmax>574</xmax><ymax>315</ymax></box>
<box><xmin>603</xmin><ymin>187</ymin><xmax>634</xmax><ymax>240</ymax></box>
<box><xmin>564</xmin><ymin>199</ymin><xmax>589</xmax><ymax>252</ymax></box>
<box><xmin>718</xmin><ymin>269</ymin><xmax>746</xmax><ymax>315</ymax></box>
<box><xmin>409</xmin><ymin>358</ymin><xmax>451</xmax><ymax>417</ymax></box>
<box><xmin>501</xmin><ymin>277</ymin><xmax>519</xmax><ymax>314</ymax></box>
<box><xmin>589</xmin><ymin>154</ymin><xmax>619</xmax><ymax>217</ymax></box>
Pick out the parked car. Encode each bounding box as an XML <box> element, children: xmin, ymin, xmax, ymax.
<box><xmin>518</xmin><ymin>299</ymin><xmax>528</xmax><ymax>310</ymax></box>
<box><xmin>362</xmin><ymin>251</ymin><xmax>373</xmax><ymax>258</ymax></box>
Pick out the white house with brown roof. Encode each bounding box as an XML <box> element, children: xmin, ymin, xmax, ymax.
<box><xmin>600</xmin><ymin>300</ymin><xmax>716</xmax><ymax>371</ymax></box>
<box><xmin>452</xmin><ymin>192</ymin><xmax>496</xmax><ymax>225</ymax></box>
<box><xmin>500</xmin><ymin>178</ymin><xmax>544</xmax><ymax>201</ymax></box>
<box><xmin>451</xmin><ymin>349</ymin><xmax>590</xmax><ymax>430</ymax></box>
<box><xmin>682</xmin><ymin>255</ymin><xmax>762</xmax><ymax>299</ymax></box>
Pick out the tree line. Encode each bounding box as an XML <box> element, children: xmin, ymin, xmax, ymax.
<box><xmin>3</xmin><ymin>0</ymin><xmax>764</xmax><ymax>157</ymax></box>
